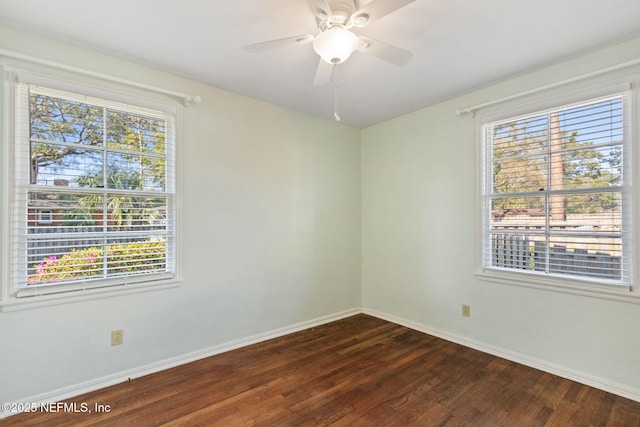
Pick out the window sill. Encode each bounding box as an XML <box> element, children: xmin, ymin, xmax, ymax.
<box><xmin>476</xmin><ymin>269</ymin><xmax>640</xmax><ymax>304</ymax></box>
<box><xmin>0</xmin><ymin>278</ymin><xmax>183</xmax><ymax>312</ymax></box>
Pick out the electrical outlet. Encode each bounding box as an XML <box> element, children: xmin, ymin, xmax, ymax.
<box><xmin>462</xmin><ymin>304</ymin><xmax>471</xmax><ymax>317</ymax></box>
<box><xmin>111</xmin><ymin>329</ymin><xmax>124</xmax><ymax>346</ymax></box>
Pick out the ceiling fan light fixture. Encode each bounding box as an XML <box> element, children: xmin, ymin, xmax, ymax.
<box><xmin>313</xmin><ymin>27</ymin><xmax>358</xmax><ymax>64</ymax></box>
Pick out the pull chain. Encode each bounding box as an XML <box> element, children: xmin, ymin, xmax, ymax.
<box><xmin>333</xmin><ymin>63</ymin><xmax>341</xmax><ymax>122</ymax></box>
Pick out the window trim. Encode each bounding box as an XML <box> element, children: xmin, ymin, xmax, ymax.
<box><xmin>475</xmin><ymin>79</ymin><xmax>640</xmax><ymax>302</ymax></box>
<box><xmin>37</xmin><ymin>209</ymin><xmax>53</xmax><ymax>224</ymax></box>
<box><xmin>1</xmin><ymin>68</ymin><xmax>183</xmax><ymax>312</ymax></box>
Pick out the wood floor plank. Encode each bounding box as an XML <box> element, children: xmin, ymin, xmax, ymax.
<box><xmin>3</xmin><ymin>314</ymin><xmax>640</xmax><ymax>426</ymax></box>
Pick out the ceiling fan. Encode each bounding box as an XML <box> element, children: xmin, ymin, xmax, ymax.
<box><xmin>244</xmin><ymin>0</ymin><xmax>416</xmax><ymax>86</ymax></box>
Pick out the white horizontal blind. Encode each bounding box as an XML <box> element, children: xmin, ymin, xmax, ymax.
<box><xmin>12</xmin><ymin>83</ymin><xmax>176</xmax><ymax>295</ymax></box>
<box><xmin>483</xmin><ymin>94</ymin><xmax>630</xmax><ymax>287</ymax></box>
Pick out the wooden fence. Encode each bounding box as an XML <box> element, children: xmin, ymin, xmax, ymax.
<box><xmin>27</xmin><ymin>226</ymin><xmax>158</xmax><ymax>262</ymax></box>
<box><xmin>492</xmin><ymin>234</ymin><xmax>621</xmax><ymax>280</ymax></box>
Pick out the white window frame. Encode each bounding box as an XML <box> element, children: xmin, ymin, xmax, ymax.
<box><xmin>37</xmin><ymin>209</ymin><xmax>53</xmax><ymax>224</ymax></box>
<box><xmin>476</xmin><ymin>80</ymin><xmax>640</xmax><ymax>302</ymax></box>
<box><xmin>1</xmin><ymin>70</ymin><xmax>182</xmax><ymax>311</ymax></box>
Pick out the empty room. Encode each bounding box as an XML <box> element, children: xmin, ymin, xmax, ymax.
<box><xmin>1</xmin><ymin>0</ymin><xmax>640</xmax><ymax>425</ymax></box>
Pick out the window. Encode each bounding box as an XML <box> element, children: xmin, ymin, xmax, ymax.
<box><xmin>481</xmin><ymin>92</ymin><xmax>631</xmax><ymax>290</ymax></box>
<box><xmin>9</xmin><ymin>82</ymin><xmax>176</xmax><ymax>297</ymax></box>
<box><xmin>38</xmin><ymin>209</ymin><xmax>53</xmax><ymax>224</ymax></box>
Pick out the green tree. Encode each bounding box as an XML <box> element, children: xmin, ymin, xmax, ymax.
<box><xmin>30</xmin><ymin>93</ymin><xmax>104</xmax><ymax>184</ymax></box>
<box><xmin>69</xmin><ymin>171</ymin><xmax>166</xmax><ymax>228</ymax></box>
<box><xmin>491</xmin><ymin>116</ymin><xmax>621</xmax><ymax>215</ymax></box>
<box><xmin>492</xmin><ymin>119</ymin><xmax>547</xmax><ymax>211</ymax></box>
<box><xmin>560</xmin><ymin>131</ymin><xmax>618</xmax><ymax>213</ymax></box>
<box><xmin>29</xmin><ymin>91</ymin><xmax>167</xmax><ymax>228</ymax></box>
<box><xmin>106</xmin><ymin>110</ymin><xmax>167</xmax><ymax>190</ymax></box>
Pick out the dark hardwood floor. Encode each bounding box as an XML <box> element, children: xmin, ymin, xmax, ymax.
<box><xmin>4</xmin><ymin>314</ymin><xmax>640</xmax><ymax>426</ymax></box>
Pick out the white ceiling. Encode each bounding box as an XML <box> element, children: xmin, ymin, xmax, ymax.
<box><xmin>1</xmin><ymin>0</ymin><xmax>640</xmax><ymax>128</ymax></box>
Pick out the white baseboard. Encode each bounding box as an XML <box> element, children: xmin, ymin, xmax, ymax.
<box><xmin>363</xmin><ymin>307</ymin><xmax>640</xmax><ymax>403</ymax></box>
<box><xmin>0</xmin><ymin>307</ymin><xmax>363</xmax><ymax>419</ymax></box>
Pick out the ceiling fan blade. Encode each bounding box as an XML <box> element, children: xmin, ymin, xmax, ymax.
<box><xmin>357</xmin><ymin>36</ymin><xmax>413</xmax><ymax>66</ymax></box>
<box><xmin>313</xmin><ymin>59</ymin><xmax>334</xmax><ymax>86</ymax></box>
<box><xmin>307</xmin><ymin>0</ymin><xmax>332</xmax><ymax>21</ymax></box>
<box><xmin>244</xmin><ymin>34</ymin><xmax>314</xmax><ymax>53</ymax></box>
<box><xmin>350</xmin><ymin>0</ymin><xmax>415</xmax><ymax>27</ymax></box>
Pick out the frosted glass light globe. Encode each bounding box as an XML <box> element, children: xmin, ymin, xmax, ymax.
<box><xmin>313</xmin><ymin>28</ymin><xmax>358</xmax><ymax>64</ymax></box>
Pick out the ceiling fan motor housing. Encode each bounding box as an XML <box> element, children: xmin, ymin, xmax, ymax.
<box><xmin>316</xmin><ymin>0</ymin><xmax>357</xmax><ymax>28</ymax></box>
